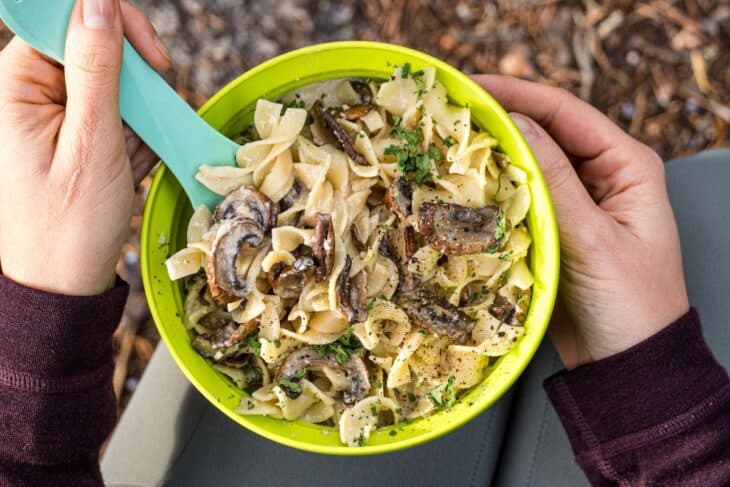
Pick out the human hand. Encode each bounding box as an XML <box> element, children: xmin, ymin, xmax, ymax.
<box><xmin>473</xmin><ymin>75</ymin><xmax>689</xmax><ymax>370</ymax></box>
<box><xmin>0</xmin><ymin>0</ymin><xmax>170</xmax><ymax>295</ymax></box>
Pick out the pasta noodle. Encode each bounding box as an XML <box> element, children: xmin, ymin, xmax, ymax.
<box><xmin>166</xmin><ymin>65</ymin><xmax>534</xmax><ymax>447</ymax></box>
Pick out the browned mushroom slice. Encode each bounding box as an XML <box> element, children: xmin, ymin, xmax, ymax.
<box><xmin>206</xmin><ymin>219</ymin><xmax>265</xmax><ymax>303</ymax></box>
<box><xmin>192</xmin><ymin>320</ymin><xmax>256</xmax><ymax>360</ymax></box>
<box><xmin>343</xmin><ymin>104</ymin><xmax>374</xmax><ymax>121</ymax></box>
<box><xmin>418</xmin><ymin>202</ymin><xmax>506</xmax><ymax>256</ymax></box>
<box><xmin>279</xmin><ymin>179</ymin><xmax>304</xmax><ymax>213</ymax></box>
<box><xmin>213</xmin><ymin>186</ymin><xmax>279</xmax><ymax>231</ymax></box>
<box><xmin>271</xmin><ymin>256</ymin><xmax>316</xmax><ymax>300</ymax></box>
<box><xmin>313</xmin><ymin>213</ymin><xmax>335</xmax><ymax>280</ymax></box>
<box><xmin>489</xmin><ymin>294</ymin><xmax>521</xmax><ymax>325</ymax></box>
<box><xmin>350</xmin><ymin>224</ymin><xmax>367</xmax><ymax>252</ymax></box>
<box><xmin>385</xmin><ymin>177</ymin><xmax>413</xmax><ymax>221</ymax></box>
<box><xmin>275</xmin><ymin>347</ymin><xmax>370</xmax><ymax>405</ymax></box>
<box><xmin>313</xmin><ymin>101</ymin><xmax>368</xmax><ymax>165</ymax></box>
<box><xmin>398</xmin><ymin>287</ymin><xmax>475</xmax><ymax>341</ymax></box>
<box><xmin>336</xmin><ymin>256</ymin><xmax>368</xmax><ymax>323</ymax></box>
<box><xmin>379</xmin><ymin>226</ymin><xmax>418</xmax><ymax>293</ymax></box>
<box><xmin>350</xmin><ymin>80</ymin><xmax>372</xmax><ymax>104</ymax></box>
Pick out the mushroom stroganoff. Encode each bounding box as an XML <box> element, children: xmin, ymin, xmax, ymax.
<box><xmin>166</xmin><ymin>65</ymin><xmax>533</xmax><ymax>447</ymax></box>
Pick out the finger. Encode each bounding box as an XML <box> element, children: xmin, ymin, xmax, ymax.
<box><xmin>123</xmin><ymin>125</ymin><xmax>160</xmax><ymax>185</ymax></box>
<box><xmin>473</xmin><ymin>74</ymin><xmax>632</xmax><ymax>160</ymax></box>
<box><xmin>61</xmin><ymin>0</ymin><xmax>125</xmax><ymax>166</ymax></box>
<box><xmin>131</xmin><ymin>144</ymin><xmax>159</xmax><ymax>185</ymax></box>
<box><xmin>121</xmin><ymin>2</ymin><xmax>171</xmax><ymax>72</ymax></box>
<box><xmin>0</xmin><ymin>37</ymin><xmax>67</xmax><ymax>105</ymax></box>
<box><xmin>510</xmin><ymin>113</ymin><xmax>605</xmax><ymax>241</ymax></box>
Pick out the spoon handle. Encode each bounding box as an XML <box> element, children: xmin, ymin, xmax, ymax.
<box><xmin>0</xmin><ymin>0</ymin><xmax>237</xmax><ymax>209</ymax></box>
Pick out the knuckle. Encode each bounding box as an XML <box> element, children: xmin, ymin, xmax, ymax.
<box><xmin>575</xmin><ymin>219</ymin><xmax>617</xmax><ymax>254</ymax></box>
<box><xmin>541</xmin><ymin>153</ymin><xmax>573</xmax><ymax>191</ymax></box>
<box><xmin>70</xmin><ymin>44</ymin><xmax>118</xmax><ymax>83</ymax></box>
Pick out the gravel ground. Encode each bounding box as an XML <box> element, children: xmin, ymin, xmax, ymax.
<box><xmin>1</xmin><ymin>0</ymin><xmax>728</xmax><ymax>415</ymax></box>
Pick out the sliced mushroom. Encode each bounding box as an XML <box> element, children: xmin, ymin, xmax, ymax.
<box><xmin>275</xmin><ymin>347</ymin><xmax>370</xmax><ymax>405</ymax></box>
<box><xmin>206</xmin><ymin>219</ymin><xmax>265</xmax><ymax>303</ymax></box>
<box><xmin>350</xmin><ymin>224</ymin><xmax>367</xmax><ymax>253</ymax></box>
<box><xmin>279</xmin><ymin>179</ymin><xmax>304</xmax><ymax>213</ymax></box>
<box><xmin>313</xmin><ymin>101</ymin><xmax>368</xmax><ymax>165</ymax></box>
<box><xmin>489</xmin><ymin>294</ymin><xmax>522</xmax><ymax>326</ymax></box>
<box><xmin>197</xmin><ymin>309</ymin><xmax>234</xmax><ymax>330</ymax></box>
<box><xmin>213</xmin><ymin>186</ymin><xmax>279</xmax><ymax>231</ymax></box>
<box><xmin>385</xmin><ymin>177</ymin><xmax>413</xmax><ymax>221</ymax></box>
<box><xmin>313</xmin><ymin>213</ymin><xmax>335</xmax><ymax>280</ymax></box>
<box><xmin>398</xmin><ymin>287</ymin><xmax>475</xmax><ymax>341</ymax></box>
<box><xmin>271</xmin><ymin>256</ymin><xmax>315</xmax><ymax>300</ymax></box>
<box><xmin>192</xmin><ymin>320</ymin><xmax>256</xmax><ymax>360</ymax></box>
<box><xmin>336</xmin><ymin>256</ymin><xmax>368</xmax><ymax>323</ymax></box>
<box><xmin>418</xmin><ymin>202</ymin><xmax>506</xmax><ymax>256</ymax></box>
<box><xmin>350</xmin><ymin>80</ymin><xmax>372</xmax><ymax>104</ymax></box>
<box><xmin>343</xmin><ymin>104</ymin><xmax>374</xmax><ymax>121</ymax></box>
<box><xmin>379</xmin><ymin>226</ymin><xmax>418</xmax><ymax>293</ymax></box>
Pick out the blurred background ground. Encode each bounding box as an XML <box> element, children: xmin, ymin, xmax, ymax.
<box><xmin>0</xmin><ymin>0</ymin><xmax>728</xmax><ymax>416</ymax></box>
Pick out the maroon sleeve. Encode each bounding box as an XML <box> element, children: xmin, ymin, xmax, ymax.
<box><xmin>0</xmin><ymin>275</ymin><xmax>128</xmax><ymax>487</ymax></box>
<box><xmin>544</xmin><ymin>309</ymin><xmax>730</xmax><ymax>486</ymax></box>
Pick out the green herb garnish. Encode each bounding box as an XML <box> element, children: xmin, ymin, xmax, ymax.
<box><xmin>278</xmin><ymin>379</ymin><xmax>302</xmax><ymax>395</ymax></box>
<box><xmin>385</xmin><ymin>118</ymin><xmax>444</xmax><ymax>186</ymax></box>
<box><xmin>498</xmin><ymin>250</ymin><xmax>513</xmax><ymax>262</ymax></box>
<box><xmin>312</xmin><ymin>326</ymin><xmax>361</xmax><ymax>365</ymax></box>
<box><xmin>428</xmin><ymin>375</ymin><xmax>457</xmax><ymax>409</ymax></box>
<box><xmin>401</xmin><ymin>62</ymin><xmax>411</xmax><ymax>78</ymax></box>
<box><xmin>294</xmin><ymin>367</ymin><xmax>308</xmax><ymax>379</ymax></box>
<box><xmin>245</xmin><ymin>332</ymin><xmax>262</xmax><ymax>357</ymax></box>
<box><xmin>494</xmin><ymin>210</ymin><xmax>507</xmax><ymax>243</ymax></box>
<box><xmin>443</xmin><ymin>136</ymin><xmax>455</xmax><ymax>147</ymax></box>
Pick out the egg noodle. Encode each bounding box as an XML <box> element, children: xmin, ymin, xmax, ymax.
<box><xmin>166</xmin><ymin>65</ymin><xmax>533</xmax><ymax>447</ymax></box>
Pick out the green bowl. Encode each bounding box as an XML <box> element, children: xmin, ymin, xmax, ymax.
<box><xmin>141</xmin><ymin>41</ymin><xmax>559</xmax><ymax>455</ymax></box>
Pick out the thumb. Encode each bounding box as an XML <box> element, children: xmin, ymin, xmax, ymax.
<box><xmin>510</xmin><ymin>113</ymin><xmax>605</xmax><ymax>246</ymax></box>
<box><xmin>62</xmin><ymin>0</ymin><xmax>124</xmax><ymax>159</ymax></box>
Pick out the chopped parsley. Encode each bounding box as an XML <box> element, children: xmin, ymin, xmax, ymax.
<box><xmin>498</xmin><ymin>250</ymin><xmax>513</xmax><ymax>262</ymax></box>
<box><xmin>389</xmin><ymin>430</ymin><xmax>398</xmax><ymax>437</ymax></box>
<box><xmin>294</xmin><ymin>367</ymin><xmax>308</xmax><ymax>379</ymax></box>
<box><xmin>245</xmin><ymin>332</ymin><xmax>262</xmax><ymax>357</ymax></box>
<box><xmin>385</xmin><ymin>117</ymin><xmax>444</xmax><ymax>185</ymax></box>
<box><xmin>277</xmin><ymin>379</ymin><xmax>302</xmax><ymax>395</ymax></box>
<box><xmin>312</xmin><ymin>326</ymin><xmax>361</xmax><ymax>365</ymax></box>
<box><xmin>371</xmin><ymin>405</ymin><xmax>378</xmax><ymax>417</ymax></box>
<box><xmin>243</xmin><ymin>365</ymin><xmax>264</xmax><ymax>391</ymax></box>
<box><xmin>401</xmin><ymin>62</ymin><xmax>411</xmax><ymax>78</ymax></box>
<box><xmin>355</xmin><ymin>432</ymin><xmax>367</xmax><ymax>446</ymax></box>
<box><xmin>494</xmin><ymin>210</ymin><xmax>507</xmax><ymax>243</ymax></box>
<box><xmin>443</xmin><ymin>136</ymin><xmax>455</xmax><ymax>147</ymax></box>
<box><xmin>274</xmin><ymin>339</ymin><xmax>282</xmax><ymax>348</ymax></box>
<box><xmin>367</xmin><ymin>297</ymin><xmax>377</xmax><ymax>311</ymax></box>
<box><xmin>428</xmin><ymin>375</ymin><xmax>457</xmax><ymax>409</ymax></box>
<box><xmin>412</xmin><ymin>69</ymin><xmax>427</xmax><ymax>99</ymax></box>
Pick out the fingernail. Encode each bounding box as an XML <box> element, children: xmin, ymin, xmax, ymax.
<box><xmin>510</xmin><ymin>113</ymin><xmax>539</xmax><ymax>140</ymax></box>
<box><xmin>153</xmin><ymin>36</ymin><xmax>172</xmax><ymax>64</ymax></box>
<box><xmin>83</xmin><ymin>0</ymin><xmax>114</xmax><ymax>29</ymax></box>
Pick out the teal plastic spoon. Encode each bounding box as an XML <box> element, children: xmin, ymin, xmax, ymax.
<box><xmin>0</xmin><ymin>0</ymin><xmax>239</xmax><ymax>209</ymax></box>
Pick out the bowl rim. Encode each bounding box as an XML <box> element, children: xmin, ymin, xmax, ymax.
<box><xmin>141</xmin><ymin>40</ymin><xmax>559</xmax><ymax>455</ymax></box>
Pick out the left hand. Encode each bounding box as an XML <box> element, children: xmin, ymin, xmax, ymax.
<box><xmin>0</xmin><ymin>0</ymin><xmax>170</xmax><ymax>295</ymax></box>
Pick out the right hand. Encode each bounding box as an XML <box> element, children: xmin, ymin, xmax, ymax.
<box><xmin>473</xmin><ymin>75</ymin><xmax>690</xmax><ymax>370</ymax></box>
